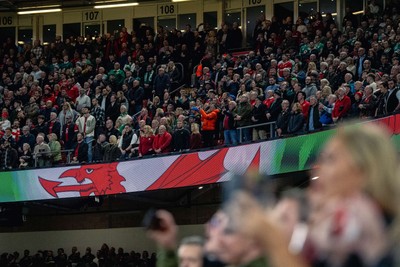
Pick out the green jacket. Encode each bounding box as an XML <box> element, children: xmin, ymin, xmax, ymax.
<box><xmin>235</xmin><ymin>102</ymin><xmax>252</xmax><ymax>127</ymax></box>
<box><xmin>49</xmin><ymin>140</ymin><xmax>62</xmax><ymax>162</ymax></box>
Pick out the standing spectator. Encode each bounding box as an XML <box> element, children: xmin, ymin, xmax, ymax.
<box><xmin>75</xmin><ymin>106</ymin><xmax>96</xmax><ymax>162</ymax></box>
<box><xmin>266</xmin><ymin>90</ymin><xmax>283</xmax><ymax>122</ymax></box>
<box><xmin>129</xmin><ymin>79</ymin><xmax>145</xmax><ymax>114</ymax></box>
<box><xmin>222</xmin><ymin>101</ymin><xmax>238</xmax><ymax>146</ymax></box>
<box><xmin>91</xmin><ymin>98</ymin><xmax>106</xmax><ymax>137</ymax></box>
<box><xmin>72</xmin><ymin>132</ymin><xmax>88</xmax><ymax>163</ymax></box>
<box><xmin>106</xmin><ymin>94</ymin><xmax>121</xmax><ymax>123</ymax></box>
<box><xmin>190</xmin><ymin>123</ymin><xmax>202</xmax><ymax>150</ymax></box>
<box><xmin>306</xmin><ymin>96</ymin><xmax>322</xmax><ymax>132</ymax></box>
<box><xmin>31</xmin><ymin>40</ymin><xmax>43</xmax><ymax>59</ymax></box>
<box><xmin>332</xmin><ymin>87</ymin><xmax>352</xmax><ymax>122</ymax></box>
<box><xmin>153</xmin><ymin>125</ymin><xmax>172</xmax><ymax>154</ymax></box>
<box><xmin>251</xmin><ymin>96</ymin><xmax>268</xmax><ymax>141</ymax></box>
<box><xmin>302</xmin><ymin>76</ymin><xmax>318</xmax><ymax>101</ymax></box>
<box><xmin>104</xmin><ymin>119</ymin><xmax>120</xmax><ymax>140</ymax></box>
<box><xmin>61</xmin><ymin>115</ymin><xmax>78</xmax><ymax>150</ymax></box>
<box><xmin>234</xmin><ymin>95</ymin><xmax>252</xmax><ymax>143</ymax></box>
<box><xmin>75</xmin><ymin>87</ymin><xmax>91</xmax><ymax>113</ymax></box>
<box><xmin>0</xmin><ymin>140</ymin><xmax>18</xmax><ymax>170</ymax></box>
<box><xmin>229</xmin><ymin>22</ymin><xmax>243</xmax><ymax>50</ymax></box>
<box><xmin>200</xmin><ymin>103</ymin><xmax>219</xmax><ymax>147</ymax></box>
<box><xmin>138</xmin><ymin>125</ymin><xmax>155</xmax><ymax>157</ymax></box>
<box><xmin>0</xmin><ymin>109</ymin><xmax>11</xmax><ymax>132</ymax></box>
<box><xmin>58</xmin><ymin>102</ymin><xmax>77</xmax><ymax>132</ymax></box>
<box><xmin>33</xmin><ymin>134</ymin><xmax>51</xmax><ymax>167</ymax></box>
<box><xmin>92</xmin><ymin>133</ymin><xmax>108</xmax><ymax>162</ymax></box>
<box><xmin>275</xmin><ymin>100</ymin><xmax>291</xmax><ymax>137</ymax></box>
<box><xmin>153</xmin><ymin>68</ymin><xmax>170</xmax><ymax>98</ymax></box>
<box><xmin>48</xmin><ymin>133</ymin><xmax>62</xmax><ymax>166</ymax></box>
<box><xmin>386</xmin><ymin>79</ymin><xmax>400</xmax><ymax>114</ymax></box>
<box><xmin>46</xmin><ymin>112</ymin><xmax>61</xmax><ymax>140</ymax></box>
<box><xmin>172</xmin><ymin>120</ymin><xmax>190</xmax><ymax>152</ymax></box>
<box><xmin>319</xmin><ymin>94</ymin><xmax>337</xmax><ymax>126</ymax></box>
<box><xmin>358</xmin><ymin>86</ymin><xmax>377</xmax><ymax>118</ymax></box>
<box><xmin>17</xmin><ymin>126</ymin><xmax>35</xmax><ymax>153</ymax></box>
<box><xmin>296</xmin><ymin>91</ymin><xmax>310</xmax><ymax>120</ymax></box>
<box><xmin>287</xmin><ymin>102</ymin><xmax>305</xmax><ymax>135</ymax></box>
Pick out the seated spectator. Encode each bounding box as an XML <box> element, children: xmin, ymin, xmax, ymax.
<box><xmin>103</xmin><ymin>135</ymin><xmax>121</xmax><ymax>162</ymax></box>
<box><xmin>118</xmin><ymin>124</ymin><xmax>139</xmax><ymax>159</ymax></box>
<box><xmin>138</xmin><ymin>125</ymin><xmax>155</xmax><ymax>157</ymax></box>
<box><xmin>287</xmin><ymin>102</ymin><xmax>305</xmax><ymax>135</ymax></box>
<box><xmin>153</xmin><ymin>125</ymin><xmax>172</xmax><ymax>154</ymax></box>
<box><xmin>71</xmin><ymin>133</ymin><xmax>88</xmax><ymax>163</ymax></box>
<box><xmin>19</xmin><ymin>143</ymin><xmax>33</xmax><ymax>169</ymax></box>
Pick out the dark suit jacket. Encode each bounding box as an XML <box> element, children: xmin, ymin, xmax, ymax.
<box><xmin>74</xmin><ymin>141</ymin><xmax>88</xmax><ymax>163</ymax></box>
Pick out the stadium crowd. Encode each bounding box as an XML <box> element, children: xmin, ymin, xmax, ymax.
<box><xmin>0</xmin><ymin>245</ymin><xmax>156</xmax><ymax>267</ymax></box>
<box><xmin>0</xmin><ymin>0</ymin><xmax>400</xmax><ymax>169</ymax></box>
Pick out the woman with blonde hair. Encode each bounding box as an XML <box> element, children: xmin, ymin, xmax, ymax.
<box><xmin>103</xmin><ymin>135</ymin><xmax>122</xmax><ymax>162</ymax></box>
<box><xmin>48</xmin><ymin>133</ymin><xmax>62</xmax><ymax>166</ymax></box>
<box><xmin>190</xmin><ymin>123</ymin><xmax>202</xmax><ymax>149</ymax></box>
<box><xmin>58</xmin><ymin>101</ymin><xmax>77</xmax><ymax>130</ymax></box>
<box><xmin>227</xmin><ymin>123</ymin><xmax>400</xmax><ymax>267</ymax></box>
<box><xmin>138</xmin><ymin>125</ymin><xmax>155</xmax><ymax>157</ymax></box>
<box><xmin>307</xmin><ymin>62</ymin><xmax>317</xmax><ymax>76</ymax></box>
<box><xmin>321</xmin><ymin>86</ymin><xmax>333</xmax><ymax>104</ymax></box>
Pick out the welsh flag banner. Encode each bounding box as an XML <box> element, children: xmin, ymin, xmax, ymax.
<box><xmin>1</xmin><ymin>114</ymin><xmax>399</xmax><ymax>203</ymax></box>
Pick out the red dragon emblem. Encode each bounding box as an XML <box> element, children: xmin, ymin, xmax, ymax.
<box><xmin>39</xmin><ymin>162</ymin><xmax>126</xmax><ymax>197</ymax></box>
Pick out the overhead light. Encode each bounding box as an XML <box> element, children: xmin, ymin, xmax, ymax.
<box><xmin>352</xmin><ymin>10</ymin><xmax>364</xmax><ymax>15</ymax></box>
<box><xmin>18</xmin><ymin>4</ymin><xmax>61</xmax><ymax>10</ymax></box>
<box><xmin>321</xmin><ymin>12</ymin><xmax>337</xmax><ymax>17</ymax></box>
<box><xmin>94</xmin><ymin>2</ymin><xmax>138</xmax><ymax>8</ymax></box>
<box><xmin>94</xmin><ymin>0</ymin><xmax>126</xmax><ymax>3</ymax></box>
<box><xmin>198</xmin><ymin>186</ymin><xmax>203</xmax><ymax>190</ymax></box>
<box><xmin>172</xmin><ymin>0</ymin><xmax>192</xmax><ymax>2</ymax></box>
<box><xmin>311</xmin><ymin>176</ymin><xmax>319</xmax><ymax>180</ymax></box>
<box><xmin>18</xmin><ymin>8</ymin><xmax>62</xmax><ymax>15</ymax></box>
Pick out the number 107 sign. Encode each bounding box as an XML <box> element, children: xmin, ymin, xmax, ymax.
<box><xmin>243</xmin><ymin>0</ymin><xmax>264</xmax><ymax>7</ymax></box>
<box><xmin>82</xmin><ymin>11</ymin><xmax>102</xmax><ymax>22</ymax></box>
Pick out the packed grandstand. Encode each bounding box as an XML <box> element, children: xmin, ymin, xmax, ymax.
<box><xmin>0</xmin><ymin>1</ymin><xmax>400</xmax><ymax>170</ymax></box>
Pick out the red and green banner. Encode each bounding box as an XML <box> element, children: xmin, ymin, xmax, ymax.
<box><xmin>1</xmin><ymin>114</ymin><xmax>399</xmax><ymax>203</ymax></box>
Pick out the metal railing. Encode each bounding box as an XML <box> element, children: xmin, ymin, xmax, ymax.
<box><xmin>237</xmin><ymin>121</ymin><xmax>277</xmax><ymax>143</ymax></box>
<box><xmin>33</xmin><ymin>149</ymin><xmax>74</xmax><ymax>167</ymax></box>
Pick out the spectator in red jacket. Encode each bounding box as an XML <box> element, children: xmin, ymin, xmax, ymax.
<box><xmin>332</xmin><ymin>87</ymin><xmax>351</xmax><ymax>123</ymax></box>
<box><xmin>153</xmin><ymin>125</ymin><xmax>172</xmax><ymax>154</ymax></box>
<box><xmin>138</xmin><ymin>125</ymin><xmax>155</xmax><ymax>157</ymax></box>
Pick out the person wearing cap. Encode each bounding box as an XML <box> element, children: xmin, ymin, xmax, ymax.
<box><xmin>251</xmin><ymin>96</ymin><xmax>268</xmax><ymax>140</ymax></box>
<box><xmin>76</xmin><ymin>106</ymin><xmax>96</xmax><ymax>162</ymax></box>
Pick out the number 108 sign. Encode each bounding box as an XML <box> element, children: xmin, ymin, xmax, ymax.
<box><xmin>158</xmin><ymin>4</ymin><xmax>177</xmax><ymax>16</ymax></box>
